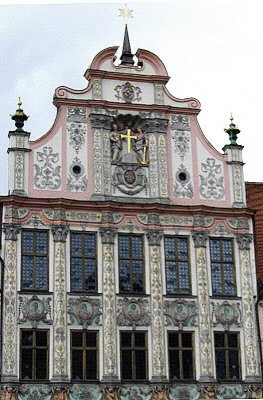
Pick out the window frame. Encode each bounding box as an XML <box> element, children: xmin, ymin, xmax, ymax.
<box><xmin>70</xmin><ymin>231</ymin><xmax>98</xmax><ymax>293</ymax></box>
<box><xmin>21</xmin><ymin>229</ymin><xmax>49</xmax><ymax>292</ymax></box>
<box><xmin>20</xmin><ymin>329</ymin><xmax>49</xmax><ymax>381</ymax></box>
<box><xmin>71</xmin><ymin>329</ymin><xmax>99</xmax><ymax>381</ymax></box>
<box><xmin>168</xmin><ymin>331</ymin><xmax>195</xmax><ymax>381</ymax></box>
<box><xmin>214</xmin><ymin>331</ymin><xmax>241</xmax><ymax>382</ymax></box>
<box><xmin>209</xmin><ymin>237</ymin><xmax>237</xmax><ymax>297</ymax></box>
<box><xmin>120</xmin><ymin>330</ymin><xmax>148</xmax><ymax>381</ymax></box>
<box><xmin>118</xmin><ymin>234</ymin><xmax>145</xmax><ymax>294</ymax></box>
<box><xmin>164</xmin><ymin>235</ymin><xmax>191</xmax><ymax>295</ymax></box>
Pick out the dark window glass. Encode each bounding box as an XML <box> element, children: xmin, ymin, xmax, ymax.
<box><xmin>71</xmin><ymin>331</ymin><xmax>98</xmax><ymax>381</ymax></box>
<box><xmin>214</xmin><ymin>332</ymin><xmax>240</xmax><ymax>381</ymax></box>
<box><xmin>21</xmin><ymin>330</ymin><xmax>48</xmax><ymax>380</ymax></box>
<box><xmin>210</xmin><ymin>239</ymin><xmax>236</xmax><ymax>296</ymax></box>
<box><xmin>165</xmin><ymin>237</ymin><xmax>190</xmax><ymax>294</ymax></box>
<box><xmin>168</xmin><ymin>332</ymin><xmax>195</xmax><ymax>381</ymax></box>
<box><xmin>71</xmin><ymin>233</ymin><xmax>97</xmax><ymax>292</ymax></box>
<box><xmin>120</xmin><ymin>331</ymin><xmax>147</xmax><ymax>380</ymax></box>
<box><xmin>21</xmin><ymin>231</ymin><xmax>49</xmax><ymax>291</ymax></box>
<box><xmin>119</xmin><ymin>235</ymin><xmax>144</xmax><ymax>293</ymax></box>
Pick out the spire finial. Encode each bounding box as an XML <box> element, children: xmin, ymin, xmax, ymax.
<box><xmin>224</xmin><ymin>114</ymin><xmax>240</xmax><ymax>145</ymax></box>
<box><xmin>119</xmin><ymin>4</ymin><xmax>134</xmax><ymax>23</ymax></box>
<box><xmin>119</xmin><ymin>5</ymin><xmax>135</xmax><ymax>66</ymax></box>
<box><xmin>10</xmin><ymin>98</ymin><xmax>29</xmax><ymax>132</ymax></box>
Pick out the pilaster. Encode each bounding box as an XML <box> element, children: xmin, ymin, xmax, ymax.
<box><xmin>147</xmin><ymin>229</ymin><xmax>167</xmax><ymax>381</ymax></box>
<box><xmin>100</xmin><ymin>227</ymin><xmax>119</xmax><ymax>382</ymax></box>
<box><xmin>236</xmin><ymin>233</ymin><xmax>261</xmax><ymax>381</ymax></box>
<box><xmin>1</xmin><ymin>223</ymin><xmax>21</xmax><ymax>382</ymax></box>
<box><xmin>192</xmin><ymin>231</ymin><xmax>215</xmax><ymax>382</ymax></box>
<box><xmin>223</xmin><ymin>144</ymin><xmax>246</xmax><ymax>208</ymax></box>
<box><xmin>51</xmin><ymin>225</ymin><xmax>69</xmax><ymax>382</ymax></box>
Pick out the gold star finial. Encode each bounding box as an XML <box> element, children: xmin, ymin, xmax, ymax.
<box><xmin>119</xmin><ymin>4</ymin><xmax>134</xmax><ymax>23</ymax></box>
<box><xmin>18</xmin><ymin>97</ymin><xmax>22</xmax><ymax>109</ymax></box>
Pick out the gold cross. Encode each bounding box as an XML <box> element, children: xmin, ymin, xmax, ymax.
<box><xmin>121</xmin><ymin>128</ymin><xmax>137</xmax><ymax>153</ymax></box>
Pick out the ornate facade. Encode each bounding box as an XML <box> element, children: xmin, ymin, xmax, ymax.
<box><xmin>0</xmin><ymin>27</ymin><xmax>262</xmax><ymax>399</ymax></box>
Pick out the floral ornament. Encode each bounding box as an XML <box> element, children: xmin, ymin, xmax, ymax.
<box><xmin>68</xmin><ymin>122</ymin><xmax>87</xmax><ymax>153</ymax></box>
<box><xmin>199</xmin><ymin>157</ymin><xmax>224</xmax><ymax>199</ymax></box>
<box><xmin>34</xmin><ymin>146</ymin><xmax>61</xmax><ymax>189</ymax></box>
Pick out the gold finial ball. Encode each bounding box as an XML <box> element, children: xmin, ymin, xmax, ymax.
<box><xmin>18</xmin><ymin>97</ymin><xmax>22</xmax><ymax>109</ymax></box>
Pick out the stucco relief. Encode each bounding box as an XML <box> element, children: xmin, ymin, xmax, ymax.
<box><xmin>93</xmin><ymin>129</ymin><xmax>102</xmax><ymax>194</ymax></box>
<box><xmin>15</xmin><ymin>152</ymin><xmax>24</xmax><ymax>191</ymax></box>
<box><xmin>93</xmin><ymin>78</ymin><xmax>102</xmax><ymax>100</ymax></box>
<box><xmin>171</xmin><ymin>115</ymin><xmax>190</xmax><ymax>161</ymax></box>
<box><xmin>149</xmin><ymin>134</ymin><xmax>158</xmax><ymax>198</ymax></box>
<box><xmin>193</xmin><ymin>234</ymin><xmax>214</xmax><ymax>380</ymax></box>
<box><xmin>227</xmin><ymin>218</ymin><xmax>249</xmax><ymax>230</ymax></box>
<box><xmin>114</xmin><ymin>82</ymin><xmax>142</xmax><ymax>103</ymax></box>
<box><xmin>174</xmin><ymin>164</ymin><xmax>193</xmax><ymax>198</ymax></box>
<box><xmin>112</xmin><ymin>164</ymin><xmax>148</xmax><ymax>196</ymax></box>
<box><xmin>67</xmin><ymin>107</ymin><xmax>86</xmax><ymax>123</ymax></box>
<box><xmin>53</xmin><ymin>242</ymin><xmax>68</xmax><ymax>379</ymax></box>
<box><xmin>68</xmin><ymin>297</ymin><xmax>102</xmax><ymax>328</ymax></box>
<box><xmin>164</xmin><ymin>299</ymin><xmax>198</xmax><ymax>329</ymax></box>
<box><xmin>2</xmin><ymin>240</ymin><xmax>17</xmax><ymax>378</ymax></box>
<box><xmin>68</xmin><ymin>385</ymin><xmax>101</xmax><ymax>400</ymax></box>
<box><xmin>154</xmin><ymin>84</ymin><xmax>164</xmax><ymax>105</ymax></box>
<box><xmin>103</xmin><ymin>130</ymin><xmax>111</xmax><ymax>195</ymax></box>
<box><xmin>199</xmin><ymin>158</ymin><xmax>224</xmax><ymax>200</ymax></box>
<box><xmin>117</xmin><ymin>297</ymin><xmax>151</xmax><ymax>327</ymax></box>
<box><xmin>233</xmin><ymin>164</ymin><xmax>243</xmax><ymax>203</ymax></box>
<box><xmin>216</xmin><ymin>385</ymin><xmax>247</xmax><ymax>400</ymax></box>
<box><xmin>120</xmin><ymin>386</ymin><xmax>151</xmax><ymax>400</ymax></box>
<box><xmin>149</xmin><ymin>244</ymin><xmax>166</xmax><ymax>379</ymax></box>
<box><xmin>159</xmin><ymin>134</ymin><xmax>168</xmax><ymax>197</ymax></box>
<box><xmin>68</xmin><ymin>122</ymin><xmax>87</xmax><ymax>154</ymax></box>
<box><xmin>19</xmin><ymin>385</ymin><xmax>51</xmax><ymax>400</ymax></box>
<box><xmin>67</xmin><ymin>157</ymin><xmax>88</xmax><ymax>192</ymax></box>
<box><xmin>101</xmin><ymin>237</ymin><xmax>118</xmax><ymax>378</ymax></box>
<box><xmin>34</xmin><ymin>147</ymin><xmax>61</xmax><ymax>190</ymax></box>
<box><xmin>239</xmin><ymin>245</ymin><xmax>261</xmax><ymax>379</ymax></box>
<box><xmin>211</xmin><ymin>300</ymin><xmax>241</xmax><ymax>330</ymax></box>
<box><xmin>18</xmin><ymin>295</ymin><xmax>52</xmax><ymax>327</ymax></box>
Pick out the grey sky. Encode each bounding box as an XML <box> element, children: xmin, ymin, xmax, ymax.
<box><xmin>1</xmin><ymin>0</ymin><xmax>263</xmax><ymax>195</ymax></box>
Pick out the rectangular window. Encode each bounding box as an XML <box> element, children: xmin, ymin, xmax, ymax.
<box><xmin>214</xmin><ymin>332</ymin><xmax>240</xmax><ymax>381</ymax></box>
<box><xmin>164</xmin><ymin>236</ymin><xmax>190</xmax><ymax>294</ymax></box>
<box><xmin>71</xmin><ymin>232</ymin><xmax>97</xmax><ymax>292</ymax></box>
<box><xmin>119</xmin><ymin>235</ymin><xmax>144</xmax><ymax>293</ymax></box>
<box><xmin>120</xmin><ymin>331</ymin><xmax>147</xmax><ymax>381</ymax></box>
<box><xmin>71</xmin><ymin>331</ymin><xmax>99</xmax><ymax>381</ymax></box>
<box><xmin>210</xmin><ymin>238</ymin><xmax>236</xmax><ymax>296</ymax></box>
<box><xmin>21</xmin><ymin>230</ymin><xmax>49</xmax><ymax>291</ymax></box>
<box><xmin>168</xmin><ymin>332</ymin><xmax>195</xmax><ymax>381</ymax></box>
<box><xmin>20</xmin><ymin>329</ymin><xmax>49</xmax><ymax>380</ymax></box>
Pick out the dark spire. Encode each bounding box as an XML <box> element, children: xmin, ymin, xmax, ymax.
<box><xmin>120</xmin><ymin>24</ymin><xmax>134</xmax><ymax>66</ymax></box>
<box><xmin>224</xmin><ymin>114</ymin><xmax>240</xmax><ymax>145</ymax></box>
<box><xmin>10</xmin><ymin>98</ymin><xmax>29</xmax><ymax>132</ymax></box>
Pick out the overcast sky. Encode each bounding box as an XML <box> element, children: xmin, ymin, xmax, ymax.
<box><xmin>1</xmin><ymin>0</ymin><xmax>263</xmax><ymax>195</ymax></box>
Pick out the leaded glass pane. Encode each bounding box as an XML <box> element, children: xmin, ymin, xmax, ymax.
<box><xmin>71</xmin><ymin>258</ymin><xmax>83</xmax><ymax>290</ymax></box>
<box><xmin>84</xmin><ymin>234</ymin><xmax>96</xmax><ymax>257</ymax></box>
<box><xmin>165</xmin><ymin>237</ymin><xmax>176</xmax><ymax>258</ymax></box>
<box><xmin>119</xmin><ymin>260</ymin><xmax>131</xmax><ymax>292</ymax></box>
<box><xmin>132</xmin><ymin>260</ymin><xmax>143</xmax><ymax>293</ymax></box>
<box><xmin>22</xmin><ymin>256</ymin><xmax>34</xmax><ymax>289</ymax></box>
<box><xmin>224</xmin><ymin>264</ymin><xmax>236</xmax><ymax>295</ymax></box>
<box><xmin>22</xmin><ymin>231</ymin><xmax>34</xmax><ymax>253</ymax></box>
<box><xmin>178</xmin><ymin>238</ymin><xmax>188</xmax><ymax>259</ymax></box>
<box><xmin>71</xmin><ymin>234</ymin><xmax>83</xmax><ymax>257</ymax></box>
<box><xmin>210</xmin><ymin>239</ymin><xmax>221</xmax><ymax>261</ymax></box>
<box><xmin>35</xmin><ymin>232</ymin><xmax>48</xmax><ymax>254</ymax></box>
<box><xmin>178</xmin><ymin>262</ymin><xmax>189</xmax><ymax>292</ymax></box>
<box><xmin>119</xmin><ymin>236</ymin><xmax>130</xmax><ymax>257</ymax></box>
<box><xmin>211</xmin><ymin>263</ymin><xmax>222</xmax><ymax>295</ymax></box>
<box><xmin>85</xmin><ymin>259</ymin><xmax>96</xmax><ymax>291</ymax></box>
<box><xmin>166</xmin><ymin>261</ymin><xmax>177</xmax><ymax>293</ymax></box>
<box><xmin>132</xmin><ymin>236</ymin><xmax>143</xmax><ymax>257</ymax></box>
<box><xmin>222</xmin><ymin>240</ymin><xmax>233</xmax><ymax>261</ymax></box>
<box><xmin>35</xmin><ymin>257</ymin><xmax>48</xmax><ymax>290</ymax></box>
